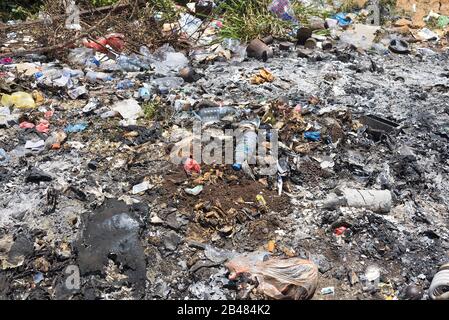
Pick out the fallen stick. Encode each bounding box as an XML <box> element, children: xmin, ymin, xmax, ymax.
<box><xmin>0</xmin><ymin>3</ymin><xmax>131</xmax><ymax>32</ymax></box>
<box><xmin>0</xmin><ymin>1</ymin><xmax>124</xmax><ymax>59</ymax></box>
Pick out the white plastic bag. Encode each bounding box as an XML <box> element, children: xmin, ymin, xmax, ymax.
<box><xmin>65</xmin><ymin>0</ymin><xmax>81</xmax><ymax>31</ymax></box>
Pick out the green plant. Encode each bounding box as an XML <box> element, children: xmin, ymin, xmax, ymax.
<box><xmin>291</xmin><ymin>0</ymin><xmax>332</xmax><ymax>25</ymax></box>
<box><xmin>218</xmin><ymin>0</ymin><xmax>294</xmax><ymax>42</ymax></box>
<box><xmin>0</xmin><ymin>0</ymin><xmax>43</xmax><ymax>21</ymax></box>
<box><xmin>90</xmin><ymin>0</ymin><xmax>119</xmax><ymax>6</ymax></box>
<box><xmin>147</xmin><ymin>0</ymin><xmax>178</xmax><ymax>21</ymax></box>
<box><xmin>339</xmin><ymin>0</ymin><xmax>358</xmax><ymax>13</ymax></box>
<box><xmin>143</xmin><ymin>99</ymin><xmax>161</xmax><ymax>120</ymax></box>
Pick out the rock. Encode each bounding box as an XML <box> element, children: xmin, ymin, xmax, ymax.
<box><xmin>279</xmin><ymin>41</ymin><xmax>294</xmax><ymax>51</ymax></box>
<box><xmin>310</xmin><ymin>254</ymin><xmax>332</xmax><ymax>273</ymax></box>
<box><xmin>163</xmin><ymin>231</ymin><xmax>182</xmax><ymax>251</ymax></box>
<box><xmin>402</xmin><ymin>285</ymin><xmax>423</xmax><ymax>300</ymax></box>
<box><xmin>25</xmin><ymin>168</ymin><xmax>53</xmax><ymax>183</ymax></box>
<box><xmin>394</xmin><ymin>18</ymin><xmax>412</xmax><ymax>27</ymax></box>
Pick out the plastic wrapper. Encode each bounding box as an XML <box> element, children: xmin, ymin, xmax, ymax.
<box><xmin>184</xmin><ymin>158</ymin><xmax>201</xmax><ymax>174</ymax></box>
<box><xmin>226</xmin><ymin>252</ymin><xmax>318</xmax><ymax>300</ymax></box>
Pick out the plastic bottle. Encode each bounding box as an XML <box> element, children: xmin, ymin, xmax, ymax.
<box><xmin>235</xmin><ymin>129</ymin><xmax>258</xmax><ymax>165</ymax></box>
<box><xmin>196</xmin><ymin>106</ymin><xmax>236</xmax><ymax>122</ymax></box>
<box><xmin>152</xmin><ymin>77</ymin><xmax>184</xmax><ymax>93</ymax></box>
<box><xmin>116</xmin><ymin>79</ymin><xmax>134</xmax><ymax>90</ymax></box>
<box><xmin>63</xmin><ymin>68</ymin><xmax>84</xmax><ymax>79</ymax></box>
<box><xmin>38</xmin><ymin>68</ymin><xmax>64</xmax><ymax>81</ymax></box>
<box><xmin>321</xmin><ymin>189</ymin><xmax>392</xmax><ymax>213</ymax></box>
<box><xmin>65</xmin><ymin>0</ymin><xmax>81</xmax><ymax>31</ymax></box>
<box><xmin>85</xmin><ymin>71</ymin><xmax>113</xmax><ymax>82</ymax></box>
<box><xmin>117</xmin><ymin>55</ymin><xmax>149</xmax><ymax>72</ymax></box>
<box><xmin>68</xmin><ymin>48</ymin><xmax>99</xmax><ymax>67</ymax></box>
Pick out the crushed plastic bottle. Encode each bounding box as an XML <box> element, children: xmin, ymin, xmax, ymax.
<box><xmin>321</xmin><ymin>188</ymin><xmax>392</xmax><ymax>213</ymax></box>
<box><xmin>204</xmin><ymin>245</ymin><xmax>235</xmax><ymax>263</ymax></box>
<box><xmin>162</xmin><ymin>52</ymin><xmax>188</xmax><ymax>71</ymax></box>
<box><xmin>117</xmin><ymin>55</ymin><xmax>149</xmax><ymax>72</ymax></box>
<box><xmin>0</xmin><ymin>148</ymin><xmax>10</xmax><ymax>166</ymax></box>
<box><xmin>1</xmin><ymin>92</ymin><xmax>36</xmax><ymax>109</ymax></box>
<box><xmin>82</xmin><ymin>98</ymin><xmax>99</xmax><ymax>114</ymax></box>
<box><xmin>116</xmin><ymin>79</ymin><xmax>134</xmax><ymax>90</ymax></box>
<box><xmin>68</xmin><ymin>48</ymin><xmax>99</xmax><ymax>68</ymax></box>
<box><xmin>85</xmin><ymin>71</ymin><xmax>113</xmax><ymax>82</ymax></box>
<box><xmin>152</xmin><ymin>77</ymin><xmax>184</xmax><ymax>93</ymax></box>
<box><xmin>222</xmin><ymin>38</ymin><xmax>241</xmax><ymax>52</ymax></box>
<box><xmin>140</xmin><ymin>44</ymin><xmax>188</xmax><ymax>74</ymax></box>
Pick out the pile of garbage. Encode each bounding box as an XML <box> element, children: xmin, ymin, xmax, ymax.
<box><xmin>1</xmin><ymin>0</ymin><xmax>449</xmax><ymax>300</ymax></box>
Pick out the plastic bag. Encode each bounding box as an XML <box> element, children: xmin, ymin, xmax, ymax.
<box><xmin>1</xmin><ymin>92</ymin><xmax>36</xmax><ymax>109</ymax></box>
<box><xmin>65</xmin><ymin>1</ymin><xmax>81</xmax><ymax>31</ymax></box>
<box><xmin>179</xmin><ymin>13</ymin><xmax>203</xmax><ymax>38</ymax></box>
<box><xmin>226</xmin><ymin>252</ymin><xmax>318</xmax><ymax>300</ymax></box>
<box><xmin>184</xmin><ymin>158</ymin><xmax>201</xmax><ymax>174</ymax></box>
<box><xmin>68</xmin><ymin>48</ymin><xmax>99</xmax><ymax>68</ymax></box>
<box><xmin>268</xmin><ymin>0</ymin><xmax>298</xmax><ymax>24</ymax></box>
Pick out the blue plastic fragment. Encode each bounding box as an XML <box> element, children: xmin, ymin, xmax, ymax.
<box><xmin>138</xmin><ymin>87</ymin><xmax>151</xmax><ymax>100</ymax></box>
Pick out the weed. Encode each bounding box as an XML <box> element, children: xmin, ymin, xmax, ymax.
<box><xmin>218</xmin><ymin>0</ymin><xmax>294</xmax><ymax>42</ymax></box>
<box><xmin>90</xmin><ymin>0</ymin><xmax>119</xmax><ymax>6</ymax></box>
<box><xmin>291</xmin><ymin>0</ymin><xmax>332</xmax><ymax>25</ymax></box>
<box><xmin>143</xmin><ymin>99</ymin><xmax>161</xmax><ymax>120</ymax></box>
<box><xmin>147</xmin><ymin>0</ymin><xmax>179</xmax><ymax>21</ymax></box>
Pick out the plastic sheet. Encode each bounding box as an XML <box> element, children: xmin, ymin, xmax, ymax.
<box><xmin>226</xmin><ymin>252</ymin><xmax>318</xmax><ymax>300</ymax></box>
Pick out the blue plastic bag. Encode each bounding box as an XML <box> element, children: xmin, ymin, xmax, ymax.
<box><xmin>334</xmin><ymin>13</ymin><xmax>352</xmax><ymax>26</ymax></box>
<box><xmin>65</xmin><ymin>123</ymin><xmax>88</xmax><ymax>133</ymax></box>
<box><xmin>304</xmin><ymin>131</ymin><xmax>321</xmax><ymax>141</ymax></box>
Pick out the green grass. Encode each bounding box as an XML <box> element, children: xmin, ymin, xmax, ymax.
<box><xmin>217</xmin><ymin>0</ymin><xmax>332</xmax><ymax>41</ymax></box>
<box><xmin>147</xmin><ymin>0</ymin><xmax>179</xmax><ymax>21</ymax></box>
<box><xmin>292</xmin><ymin>0</ymin><xmax>332</xmax><ymax>25</ymax></box>
<box><xmin>90</xmin><ymin>0</ymin><xmax>118</xmax><ymax>6</ymax></box>
<box><xmin>143</xmin><ymin>99</ymin><xmax>161</xmax><ymax>120</ymax></box>
<box><xmin>218</xmin><ymin>0</ymin><xmax>294</xmax><ymax>42</ymax></box>
<box><xmin>0</xmin><ymin>0</ymin><xmax>42</xmax><ymax>21</ymax></box>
